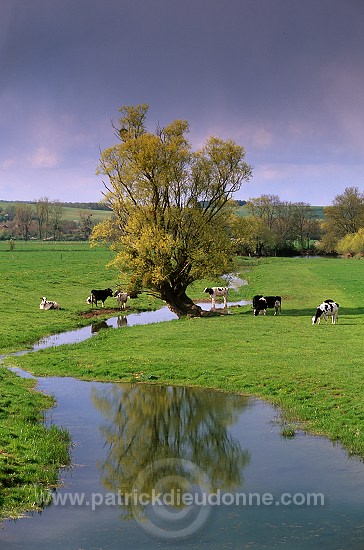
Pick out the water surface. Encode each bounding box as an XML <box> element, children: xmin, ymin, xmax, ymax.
<box><xmin>1</xmin><ymin>377</ymin><xmax>364</xmax><ymax>549</ymax></box>
<box><xmin>32</xmin><ymin>299</ymin><xmax>251</xmax><ymax>350</ymax></box>
<box><xmin>1</xmin><ymin>292</ymin><xmax>363</xmax><ymax>549</ymax></box>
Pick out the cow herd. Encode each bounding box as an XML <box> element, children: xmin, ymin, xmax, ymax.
<box><xmin>203</xmin><ymin>286</ymin><xmax>339</xmax><ymax>324</ymax></box>
<box><xmin>86</xmin><ymin>288</ymin><xmax>130</xmax><ymax>309</ymax></box>
<box><xmin>40</xmin><ymin>288</ymin><xmax>130</xmax><ymax>312</ymax></box>
<box><xmin>39</xmin><ymin>284</ymin><xmax>340</xmax><ymax>325</ymax></box>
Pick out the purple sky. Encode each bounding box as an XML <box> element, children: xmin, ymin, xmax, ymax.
<box><xmin>1</xmin><ymin>0</ymin><xmax>363</xmax><ymax>205</ymax></box>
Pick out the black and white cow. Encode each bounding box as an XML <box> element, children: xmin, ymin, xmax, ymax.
<box><xmin>40</xmin><ymin>297</ymin><xmax>60</xmax><ymax>310</ymax></box>
<box><xmin>203</xmin><ymin>287</ymin><xmax>228</xmax><ymax>309</ymax></box>
<box><xmin>252</xmin><ymin>295</ymin><xmax>282</xmax><ymax>316</ymax></box>
<box><xmin>88</xmin><ymin>288</ymin><xmax>113</xmax><ymax>308</ymax></box>
<box><xmin>312</xmin><ymin>299</ymin><xmax>339</xmax><ymax>325</ymax></box>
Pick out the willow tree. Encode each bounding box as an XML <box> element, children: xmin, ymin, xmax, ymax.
<box><xmin>91</xmin><ymin>104</ymin><xmax>252</xmax><ymax>317</ymax></box>
<box><xmin>320</xmin><ymin>187</ymin><xmax>364</xmax><ymax>253</ymax></box>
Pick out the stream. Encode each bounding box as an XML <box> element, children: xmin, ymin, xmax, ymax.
<box><xmin>1</xmin><ymin>289</ymin><xmax>364</xmax><ymax>549</ymax></box>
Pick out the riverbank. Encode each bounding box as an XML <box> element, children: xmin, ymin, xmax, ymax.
<box><xmin>0</xmin><ymin>367</ymin><xmax>70</xmax><ymax>520</ymax></box>
<box><xmin>1</xmin><ymin>250</ymin><xmax>364</xmax><ymax>520</ymax></box>
<box><xmin>0</xmin><ymin>242</ymin><xmax>247</xmax><ymax>519</ymax></box>
<box><xmin>5</xmin><ymin>257</ymin><xmax>364</xmax><ymax>456</ymax></box>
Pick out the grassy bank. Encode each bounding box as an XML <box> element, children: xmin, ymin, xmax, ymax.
<box><xmin>0</xmin><ymin>241</ymin><xmax>165</xmax><ymax>354</ymax></box>
<box><xmin>0</xmin><ymin>367</ymin><xmax>70</xmax><ymax>519</ymax></box>
<box><xmin>5</xmin><ymin>256</ymin><xmax>364</xmax><ymax>458</ymax></box>
<box><xmin>1</xmin><ymin>248</ymin><xmax>364</xmax><ymax>519</ymax></box>
<box><xmin>0</xmin><ymin>242</ymin><xmax>118</xmax><ymax>520</ymax></box>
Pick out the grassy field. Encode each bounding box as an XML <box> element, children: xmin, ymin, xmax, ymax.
<box><xmin>59</xmin><ymin>206</ymin><xmax>111</xmax><ymax>223</ymax></box>
<box><xmin>0</xmin><ymin>240</ymin><xmax>159</xmax><ymax>519</ymax></box>
<box><xmin>1</xmin><ymin>244</ymin><xmax>364</xmax><ymax>518</ymax></box>
<box><xmin>0</xmin><ymin>240</ymin><xmax>166</xmax><ymax>354</ymax></box>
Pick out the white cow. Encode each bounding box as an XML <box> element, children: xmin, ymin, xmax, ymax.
<box><xmin>114</xmin><ymin>291</ymin><xmax>130</xmax><ymax>310</ymax></box>
<box><xmin>203</xmin><ymin>287</ymin><xmax>228</xmax><ymax>309</ymax></box>
<box><xmin>40</xmin><ymin>297</ymin><xmax>60</xmax><ymax>310</ymax></box>
<box><xmin>312</xmin><ymin>300</ymin><xmax>339</xmax><ymax>324</ymax></box>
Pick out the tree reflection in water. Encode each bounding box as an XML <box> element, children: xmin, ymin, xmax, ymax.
<box><xmin>92</xmin><ymin>384</ymin><xmax>250</xmax><ymax>520</ymax></box>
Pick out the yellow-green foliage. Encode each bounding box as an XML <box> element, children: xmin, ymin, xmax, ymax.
<box><xmin>92</xmin><ymin>104</ymin><xmax>252</xmax><ymax>307</ymax></box>
<box><xmin>337</xmin><ymin>228</ymin><xmax>364</xmax><ymax>257</ymax></box>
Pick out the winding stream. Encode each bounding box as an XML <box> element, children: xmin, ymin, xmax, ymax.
<box><xmin>32</xmin><ymin>299</ymin><xmax>250</xmax><ymax>350</ymax></box>
<box><xmin>1</xmin><ymin>292</ymin><xmax>364</xmax><ymax>549</ymax></box>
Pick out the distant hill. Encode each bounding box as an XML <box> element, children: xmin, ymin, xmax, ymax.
<box><xmin>234</xmin><ymin>203</ymin><xmax>325</xmax><ymax>219</ymax></box>
<box><xmin>0</xmin><ymin>200</ymin><xmax>112</xmax><ymax>223</ymax></box>
<box><xmin>1</xmin><ymin>200</ymin><xmax>326</xmax><ymax>221</ymax></box>
<box><xmin>0</xmin><ymin>199</ymin><xmax>110</xmax><ymax>211</ymax></box>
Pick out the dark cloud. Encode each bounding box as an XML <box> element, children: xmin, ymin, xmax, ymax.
<box><xmin>0</xmin><ymin>0</ymin><xmax>363</xmax><ymax>203</ymax></box>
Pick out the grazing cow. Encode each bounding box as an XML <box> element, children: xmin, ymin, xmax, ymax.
<box><xmin>40</xmin><ymin>297</ymin><xmax>60</xmax><ymax>310</ymax></box>
<box><xmin>114</xmin><ymin>290</ymin><xmax>129</xmax><ymax>310</ymax></box>
<box><xmin>312</xmin><ymin>300</ymin><xmax>339</xmax><ymax>325</ymax></box>
<box><xmin>252</xmin><ymin>295</ymin><xmax>282</xmax><ymax>315</ymax></box>
<box><xmin>203</xmin><ymin>287</ymin><xmax>228</xmax><ymax>309</ymax></box>
<box><xmin>89</xmin><ymin>288</ymin><xmax>113</xmax><ymax>308</ymax></box>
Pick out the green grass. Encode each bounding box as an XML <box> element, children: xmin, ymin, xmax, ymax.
<box><xmin>5</xmin><ymin>255</ymin><xmax>364</xmax><ymax>458</ymax></box>
<box><xmin>0</xmin><ymin>241</ymin><xmax>114</xmax><ymax>352</ymax></box>
<box><xmin>0</xmin><ymin>368</ymin><xmax>70</xmax><ymax>519</ymax></box>
<box><xmin>1</xmin><ymin>247</ymin><xmax>364</xmax><ymax>519</ymax></box>
<box><xmin>0</xmin><ymin>241</ymin><xmax>164</xmax><ymax>354</ymax></box>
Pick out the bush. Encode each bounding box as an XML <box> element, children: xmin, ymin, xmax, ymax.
<box><xmin>337</xmin><ymin>228</ymin><xmax>364</xmax><ymax>257</ymax></box>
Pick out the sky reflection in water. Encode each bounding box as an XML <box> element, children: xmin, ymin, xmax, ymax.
<box><xmin>1</xmin><ymin>379</ymin><xmax>364</xmax><ymax>549</ymax></box>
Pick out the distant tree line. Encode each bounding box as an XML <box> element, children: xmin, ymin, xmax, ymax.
<box><xmin>229</xmin><ymin>187</ymin><xmax>364</xmax><ymax>257</ymax></box>
<box><xmin>58</xmin><ymin>201</ymin><xmax>111</xmax><ymax>211</ymax></box>
<box><xmin>229</xmin><ymin>195</ymin><xmax>321</xmax><ymax>256</ymax></box>
<box><xmin>1</xmin><ymin>187</ymin><xmax>363</xmax><ymax>257</ymax></box>
<box><xmin>0</xmin><ymin>197</ymin><xmax>104</xmax><ymax>241</ymax></box>
<box><xmin>318</xmin><ymin>187</ymin><xmax>364</xmax><ymax>257</ymax></box>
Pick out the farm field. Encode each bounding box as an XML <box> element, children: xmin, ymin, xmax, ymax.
<box><xmin>54</xmin><ymin>205</ymin><xmax>111</xmax><ymax>223</ymax></box>
<box><xmin>8</xmin><ymin>254</ymin><xmax>364</xmax><ymax>455</ymax></box>
<box><xmin>1</xmin><ymin>243</ymin><xmax>364</xmax><ymax>518</ymax></box>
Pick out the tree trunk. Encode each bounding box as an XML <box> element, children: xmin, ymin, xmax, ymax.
<box><xmin>159</xmin><ymin>284</ymin><xmax>203</xmax><ymax>318</ymax></box>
